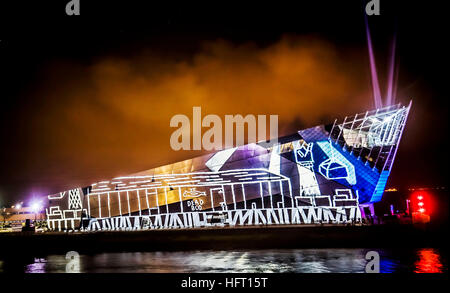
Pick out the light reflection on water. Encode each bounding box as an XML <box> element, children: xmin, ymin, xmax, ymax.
<box><xmin>415</xmin><ymin>248</ymin><xmax>444</xmax><ymax>273</ymax></box>
<box><xmin>13</xmin><ymin>248</ymin><xmax>447</xmax><ymax>273</ymax></box>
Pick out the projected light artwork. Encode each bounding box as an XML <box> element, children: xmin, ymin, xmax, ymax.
<box><xmin>46</xmin><ymin>103</ymin><xmax>411</xmax><ymax>231</ymax></box>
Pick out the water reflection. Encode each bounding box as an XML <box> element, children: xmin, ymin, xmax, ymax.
<box><xmin>414</xmin><ymin>248</ymin><xmax>444</xmax><ymax>273</ymax></box>
<box><xmin>7</xmin><ymin>248</ymin><xmax>446</xmax><ymax>273</ymax></box>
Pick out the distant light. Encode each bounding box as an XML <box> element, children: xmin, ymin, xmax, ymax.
<box><xmin>385</xmin><ymin>188</ymin><xmax>398</xmax><ymax>192</ymax></box>
<box><xmin>417</xmin><ymin>195</ymin><xmax>423</xmax><ymax>200</ymax></box>
<box><xmin>419</xmin><ymin>208</ymin><xmax>425</xmax><ymax>213</ymax></box>
<box><xmin>418</xmin><ymin>202</ymin><xmax>424</xmax><ymax>206</ymax></box>
<box><xmin>15</xmin><ymin>203</ymin><xmax>22</xmax><ymax>209</ymax></box>
<box><xmin>30</xmin><ymin>201</ymin><xmax>42</xmax><ymax>213</ymax></box>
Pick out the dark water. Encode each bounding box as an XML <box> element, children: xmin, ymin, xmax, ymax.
<box><xmin>0</xmin><ymin>248</ymin><xmax>446</xmax><ymax>273</ymax></box>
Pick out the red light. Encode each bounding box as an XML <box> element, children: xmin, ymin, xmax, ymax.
<box><xmin>410</xmin><ymin>191</ymin><xmax>434</xmax><ymax>216</ymax></box>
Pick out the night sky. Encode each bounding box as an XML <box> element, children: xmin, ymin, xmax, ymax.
<box><xmin>0</xmin><ymin>1</ymin><xmax>447</xmax><ymax>205</ymax></box>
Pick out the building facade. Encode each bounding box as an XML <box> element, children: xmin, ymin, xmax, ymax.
<box><xmin>46</xmin><ymin>103</ymin><xmax>411</xmax><ymax>231</ymax></box>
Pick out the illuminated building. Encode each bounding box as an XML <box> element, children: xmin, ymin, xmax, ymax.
<box><xmin>46</xmin><ymin>102</ymin><xmax>411</xmax><ymax>231</ymax></box>
<box><xmin>0</xmin><ymin>206</ymin><xmax>45</xmax><ymax>226</ymax></box>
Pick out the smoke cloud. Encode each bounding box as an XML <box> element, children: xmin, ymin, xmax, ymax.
<box><xmin>8</xmin><ymin>36</ymin><xmax>373</xmax><ymax>199</ymax></box>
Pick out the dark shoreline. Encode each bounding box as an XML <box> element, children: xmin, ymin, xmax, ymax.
<box><xmin>1</xmin><ymin>224</ymin><xmax>447</xmax><ymax>257</ymax></box>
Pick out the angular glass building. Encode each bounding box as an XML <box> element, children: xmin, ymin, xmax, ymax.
<box><xmin>46</xmin><ymin>102</ymin><xmax>411</xmax><ymax>231</ymax></box>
